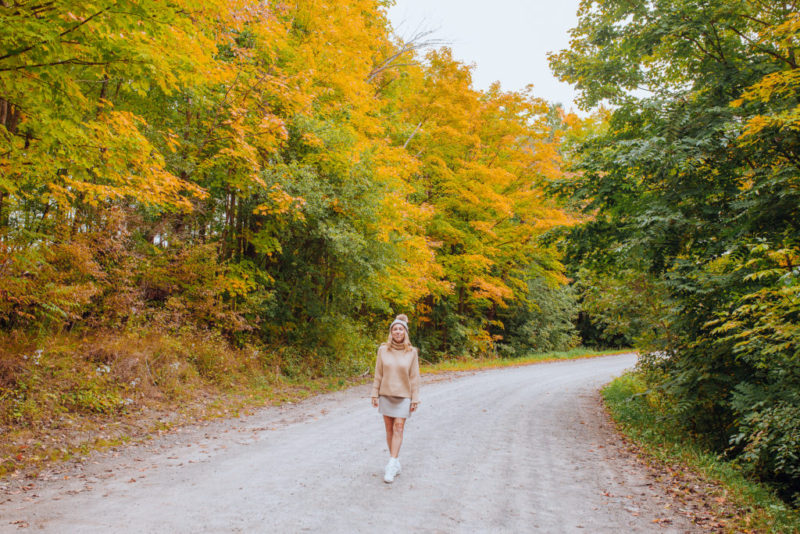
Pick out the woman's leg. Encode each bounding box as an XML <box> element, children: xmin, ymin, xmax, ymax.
<box><xmin>383</xmin><ymin>415</ymin><xmax>394</xmax><ymax>452</ymax></box>
<box><xmin>390</xmin><ymin>417</ymin><xmax>405</xmax><ymax>458</ymax></box>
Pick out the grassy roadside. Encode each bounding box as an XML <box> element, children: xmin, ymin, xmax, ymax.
<box><xmin>421</xmin><ymin>347</ymin><xmax>633</xmax><ymax>373</ymax></box>
<box><xmin>603</xmin><ymin>373</ymin><xmax>800</xmax><ymax>533</ymax></box>
<box><xmin>0</xmin><ymin>372</ymin><xmax>370</xmax><ymax>480</ymax></box>
<box><xmin>0</xmin><ymin>327</ymin><xmax>371</xmax><ymax>480</ymax></box>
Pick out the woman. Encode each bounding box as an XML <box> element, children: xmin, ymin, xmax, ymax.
<box><xmin>370</xmin><ymin>314</ymin><xmax>421</xmax><ymax>483</ymax></box>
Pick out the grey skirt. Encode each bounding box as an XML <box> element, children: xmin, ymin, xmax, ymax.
<box><xmin>378</xmin><ymin>395</ymin><xmax>411</xmax><ymax>418</ymax></box>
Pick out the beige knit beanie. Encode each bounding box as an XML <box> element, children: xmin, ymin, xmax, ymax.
<box><xmin>390</xmin><ymin>314</ymin><xmax>409</xmax><ymax>332</ymax></box>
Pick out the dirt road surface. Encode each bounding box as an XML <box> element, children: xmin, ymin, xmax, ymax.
<box><xmin>0</xmin><ymin>353</ymin><xmax>700</xmax><ymax>533</ymax></box>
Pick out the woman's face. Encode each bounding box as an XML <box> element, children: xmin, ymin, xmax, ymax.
<box><xmin>391</xmin><ymin>324</ymin><xmax>406</xmax><ymax>343</ymax></box>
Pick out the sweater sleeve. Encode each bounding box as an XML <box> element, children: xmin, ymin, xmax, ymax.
<box><xmin>409</xmin><ymin>348</ymin><xmax>421</xmax><ymax>403</ymax></box>
<box><xmin>370</xmin><ymin>346</ymin><xmax>383</xmax><ymax>398</ymax></box>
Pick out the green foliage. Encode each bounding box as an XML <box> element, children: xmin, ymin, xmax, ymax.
<box><xmin>256</xmin><ymin>162</ymin><xmax>395</xmax><ymax>337</ymax></box>
<box><xmin>551</xmin><ymin>0</ymin><xmax>800</xmax><ymax>500</ymax></box>
<box><xmin>574</xmin><ymin>268</ymin><xmax>673</xmax><ymax>349</ymax></box>
<box><xmin>66</xmin><ymin>381</ymin><xmax>126</xmax><ymax>415</ymax></box>
<box><xmin>496</xmin><ymin>276</ymin><xmax>580</xmax><ymax>356</ymax></box>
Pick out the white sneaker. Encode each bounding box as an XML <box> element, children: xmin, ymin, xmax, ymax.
<box><xmin>383</xmin><ymin>458</ymin><xmax>398</xmax><ymax>483</ymax></box>
<box><xmin>393</xmin><ymin>457</ymin><xmax>401</xmax><ymax>475</ymax></box>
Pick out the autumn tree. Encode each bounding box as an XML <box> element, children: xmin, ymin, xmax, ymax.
<box><xmin>392</xmin><ymin>49</ymin><xmax>577</xmax><ymax>356</ymax></box>
<box><xmin>0</xmin><ymin>0</ymin><xmax>578</xmax><ymax>373</ymax></box>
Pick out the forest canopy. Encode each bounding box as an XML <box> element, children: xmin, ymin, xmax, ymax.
<box><xmin>0</xmin><ymin>0</ymin><xmax>579</xmax><ymax>369</ymax></box>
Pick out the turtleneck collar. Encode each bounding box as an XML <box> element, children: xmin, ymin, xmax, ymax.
<box><xmin>389</xmin><ymin>340</ymin><xmax>406</xmax><ymax>351</ymax></box>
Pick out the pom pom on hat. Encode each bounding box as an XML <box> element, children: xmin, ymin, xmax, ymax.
<box><xmin>390</xmin><ymin>314</ymin><xmax>409</xmax><ymax>331</ymax></box>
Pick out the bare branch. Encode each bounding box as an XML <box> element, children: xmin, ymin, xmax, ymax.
<box><xmin>402</xmin><ymin>120</ymin><xmax>424</xmax><ymax>149</ymax></box>
<box><xmin>367</xmin><ymin>28</ymin><xmax>448</xmax><ymax>82</ymax></box>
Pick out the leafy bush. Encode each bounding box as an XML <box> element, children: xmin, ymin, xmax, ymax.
<box><xmin>498</xmin><ymin>276</ymin><xmax>580</xmax><ymax>355</ymax></box>
<box><xmin>574</xmin><ymin>268</ymin><xmax>672</xmax><ymax>349</ymax></box>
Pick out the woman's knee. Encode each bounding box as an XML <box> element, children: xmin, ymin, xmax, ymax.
<box><xmin>392</xmin><ymin>420</ymin><xmax>405</xmax><ymax>434</ymax></box>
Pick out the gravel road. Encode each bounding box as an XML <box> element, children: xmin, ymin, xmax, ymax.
<box><xmin>0</xmin><ymin>353</ymin><xmax>700</xmax><ymax>533</ymax></box>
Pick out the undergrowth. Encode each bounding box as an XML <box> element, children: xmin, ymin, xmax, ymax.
<box><xmin>603</xmin><ymin>373</ymin><xmax>800</xmax><ymax>533</ymax></box>
<box><xmin>0</xmin><ymin>327</ymin><xmax>370</xmax><ymax>478</ymax></box>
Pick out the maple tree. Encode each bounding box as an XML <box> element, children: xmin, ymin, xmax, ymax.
<box><xmin>384</xmin><ymin>48</ymin><xmax>577</xmax><ymax>355</ymax></box>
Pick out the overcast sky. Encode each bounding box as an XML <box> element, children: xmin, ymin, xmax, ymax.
<box><xmin>387</xmin><ymin>0</ymin><xmax>583</xmax><ymax>111</ymax></box>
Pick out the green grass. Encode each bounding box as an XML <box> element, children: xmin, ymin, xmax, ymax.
<box><xmin>603</xmin><ymin>373</ymin><xmax>800</xmax><ymax>533</ymax></box>
<box><xmin>421</xmin><ymin>347</ymin><xmax>632</xmax><ymax>373</ymax></box>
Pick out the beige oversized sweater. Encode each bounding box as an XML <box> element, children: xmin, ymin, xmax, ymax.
<box><xmin>370</xmin><ymin>343</ymin><xmax>421</xmax><ymax>403</ymax></box>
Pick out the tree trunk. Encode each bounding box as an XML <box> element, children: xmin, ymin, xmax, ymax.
<box><xmin>0</xmin><ymin>191</ymin><xmax>6</xmax><ymax>250</ymax></box>
<box><xmin>0</xmin><ymin>97</ymin><xmax>22</xmax><ymax>134</ymax></box>
<box><xmin>236</xmin><ymin>194</ymin><xmax>246</xmax><ymax>257</ymax></box>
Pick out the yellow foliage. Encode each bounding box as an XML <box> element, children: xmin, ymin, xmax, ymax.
<box><xmin>734</xmin><ymin>12</ymin><xmax>800</xmax><ymax>139</ymax></box>
<box><xmin>0</xmin><ymin>0</ymin><xmax>579</xmax><ymax>358</ymax></box>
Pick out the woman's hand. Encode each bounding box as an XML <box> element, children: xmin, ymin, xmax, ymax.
<box><xmin>410</xmin><ymin>401</ymin><xmax>419</xmax><ymax>413</ymax></box>
<box><xmin>371</xmin><ymin>397</ymin><xmax>378</xmax><ymax>408</ymax></box>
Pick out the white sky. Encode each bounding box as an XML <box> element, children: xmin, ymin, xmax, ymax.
<box><xmin>387</xmin><ymin>0</ymin><xmax>582</xmax><ymax>111</ymax></box>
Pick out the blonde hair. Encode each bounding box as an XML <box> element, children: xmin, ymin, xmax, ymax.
<box><xmin>386</xmin><ymin>314</ymin><xmax>413</xmax><ymax>352</ymax></box>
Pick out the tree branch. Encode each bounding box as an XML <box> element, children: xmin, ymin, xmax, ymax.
<box><xmin>0</xmin><ymin>5</ymin><xmax>114</xmax><ymax>63</ymax></box>
<box><xmin>0</xmin><ymin>58</ymin><xmax>120</xmax><ymax>72</ymax></box>
<box><xmin>366</xmin><ymin>29</ymin><xmax>447</xmax><ymax>82</ymax></box>
<box><xmin>725</xmin><ymin>24</ymin><xmax>798</xmax><ymax>69</ymax></box>
<box><xmin>402</xmin><ymin>120</ymin><xmax>424</xmax><ymax>149</ymax></box>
